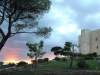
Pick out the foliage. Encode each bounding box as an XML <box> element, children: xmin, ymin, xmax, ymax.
<box><xmin>51</xmin><ymin>46</ymin><xmax>62</xmax><ymax>57</ymax></box>
<box><xmin>38</xmin><ymin>59</ymin><xmax>44</xmax><ymax>63</ymax></box>
<box><xmin>77</xmin><ymin>59</ymin><xmax>90</xmax><ymax>69</ymax></box>
<box><xmin>54</xmin><ymin>57</ymin><xmax>61</xmax><ymax>61</ymax></box>
<box><xmin>61</xmin><ymin>42</ymin><xmax>72</xmax><ymax>56</ymax></box>
<box><xmin>26</xmin><ymin>40</ymin><xmax>46</xmax><ymax>68</ymax></box>
<box><xmin>62</xmin><ymin>58</ymin><xmax>67</xmax><ymax>62</ymax></box>
<box><xmin>7</xmin><ymin>62</ymin><xmax>16</xmax><ymax>67</ymax></box>
<box><xmin>44</xmin><ymin>58</ymin><xmax>49</xmax><ymax>62</ymax></box>
<box><xmin>17</xmin><ymin>61</ymin><xmax>28</xmax><ymax>67</ymax></box>
<box><xmin>31</xmin><ymin>60</ymin><xmax>36</xmax><ymax>64</ymax></box>
<box><xmin>92</xmin><ymin>52</ymin><xmax>97</xmax><ymax>57</ymax></box>
<box><xmin>86</xmin><ymin>53</ymin><xmax>93</xmax><ymax>59</ymax></box>
<box><xmin>77</xmin><ymin>53</ymin><xmax>83</xmax><ymax>57</ymax></box>
<box><xmin>0</xmin><ymin>61</ymin><xmax>4</xmax><ymax>66</ymax></box>
<box><xmin>38</xmin><ymin>58</ymin><xmax>49</xmax><ymax>63</ymax></box>
<box><xmin>83</xmin><ymin>55</ymin><xmax>91</xmax><ymax>60</ymax></box>
<box><xmin>0</xmin><ymin>0</ymin><xmax>52</xmax><ymax>51</ymax></box>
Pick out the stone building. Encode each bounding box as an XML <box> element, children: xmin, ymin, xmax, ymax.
<box><xmin>78</xmin><ymin>29</ymin><xmax>100</xmax><ymax>55</ymax></box>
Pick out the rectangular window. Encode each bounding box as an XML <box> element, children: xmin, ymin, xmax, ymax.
<box><xmin>96</xmin><ymin>37</ymin><xmax>98</xmax><ymax>41</ymax></box>
<box><xmin>97</xmin><ymin>46</ymin><xmax>98</xmax><ymax>49</ymax></box>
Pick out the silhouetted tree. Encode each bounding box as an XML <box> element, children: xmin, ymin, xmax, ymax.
<box><xmin>17</xmin><ymin>61</ymin><xmax>28</xmax><ymax>67</ymax></box>
<box><xmin>7</xmin><ymin>62</ymin><xmax>16</xmax><ymax>67</ymax></box>
<box><xmin>0</xmin><ymin>61</ymin><xmax>4</xmax><ymax>66</ymax></box>
<box><xmin>61</xmin><ymin>42</ymin><xmax>72</xmax><ymax>57</ymax></box>
<box><xmin>0</xmin><ymin>0</ymin><xmax>52</xmax><ymax>51</ymax></box>
<box><xmin>51</xmin><ymin>46</ymin><xmax>62</xmax><ymax>57</ymax></box>
<box><xmin>26</xmin><ymin>40</ymin><xmax>46</xmax><ymax>68</ymax></box>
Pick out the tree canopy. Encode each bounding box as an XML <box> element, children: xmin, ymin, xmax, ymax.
<box><xmin>51</xmin><ymin>46</ymin><xmax>62</xmax><ymax>57</ymax></box>
<box><xmin>26</xmin><ymin>40</ymin><xmax>46</xmax><ymax>67</ymax></box>
<box><xmin>0</xmin><ymin>0</ymin><xmax>52</xmax><ymax>51</ymax></box>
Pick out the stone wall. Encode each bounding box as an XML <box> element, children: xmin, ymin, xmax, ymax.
<box><xmin>78</xmin><ymin>29</ymin><xmax>100</xmax><ymax>55</ymax></box>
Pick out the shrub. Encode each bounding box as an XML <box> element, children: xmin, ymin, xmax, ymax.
<box><xmin>77</xmin><ymin>60</ymin><xmax>89</xmax><ymax>69</ymax></box>
<box><xmin>17</xmin><ymin>61</ymin><xmax>28</xmax><ymax>67</ymax></box>
<box><xmin>78</xmin><ymin>57</ymin><xmax>84</xmax><ymax>60</ymax></box>
<box><xmin>92</xmin><ymin>52</ymin><xmax>97</xmax><ymax>57</ymax></box>
<box><xmin>84</xmin><ymin>56</ymin><xmax>91</xmax><ymax>60</ymax></box>
<box><xmin>54</xmin><ymin>57</ymin><xmax>61</xmax><ymax>61</ymax></box>
<box><xmin>62</xmin><ymin>58</ymin><xmax>67</xmax><ymax>62</ymax></box>
<box><xmin>77</xmin><ymin>60</ymin><xmax>86</xmax><ymax>68</ymax></box>
<box><xmin>44</xmin><ymin>58</ymin><xmax>49</xmax><ymax>62</ymax></box>
<box><xmin>96</xmin><ymin>57</ymin><xmax>100</xmax><ymax>60</ymax></box>
<box><xmin>38</xmin><ymin>59</ymin><xmax>44</xmax><ymax>63</ymax></box>
<box><xmin>7</xmin><ymin>62</ymin><xmax>16</xmax><ymax>67</ymax></box>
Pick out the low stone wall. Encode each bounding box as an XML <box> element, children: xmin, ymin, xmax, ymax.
<box><xmin>0</xmin><ymin>69</ymin><xmax>100</xmax><ymax>75</ymax></box>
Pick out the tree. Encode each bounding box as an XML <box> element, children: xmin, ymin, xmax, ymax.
<box><xmin>92</xmin><ymin>52</ymin><xmax>97</xmax><ymax>57</ymax></box>
<box><xmin>61</xmin><ymin>42</ymin><xmax>72</xmax><ymax>57</ymax></box>
<box><xmin>0</xmin><ymin>0</ymin><xmax>52</xmax><ymax>51</ymax></box>
<box><xmin>51</xmin><ymin>46</ymin><xmax>62</xmax><ymax>57</ymax></box>
<box><xmin>69</xmin><ymin>44</ymin><xmax>78</xmax><ymax>68</ymax></box>
<box><xmin>62</xmin><ymin>42</ymin><xmax>79</xmax><ymax>68</ymax></box>
<box><xmin>0</xmin><ymin>61</ymin><xmax>4</xmax><ymax>66</ymax></box>
<box><xmin>26</xmin><ymin>40</ymin><xmax>46</xmax><ymax>68</ymax></box>
<box><xmin>7</xmin><ymin>62</ymin><xmax>16</xmax><ymax>67</ymax></box>
<box><xmin>77</xmin><ymin>53</ymin><xmax>83</xmax><ymax>57</ymax></box>
<box><xmin>17</xmin><ymin>61</ymin><xmax>28</xmax><ymax>67</ymax></box>
<box><xmin>44</xmin><ymin>58</ymin><xmax>49</xmax><ymax>63</ymax></box>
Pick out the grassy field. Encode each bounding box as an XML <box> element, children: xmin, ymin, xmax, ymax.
<box><xmin>1</xmin><ymin>60</ymin><xmax>100</xmax><ymax>70</ymax></box>
<box><xmin>35</xmin><ymin>60</ymin><xmax>100</xmax><ymax>70</ymax></box>
<box><xmin>0</xmin><ymin>60</ymin><xmax>100</xmax><ymax>75</ymax></box>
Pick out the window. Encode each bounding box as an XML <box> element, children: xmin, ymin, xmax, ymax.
<box><xmin>96</xmin><ymin>46</ymin><xmax>98</xmax><ymax>49</ymax></box>
<box><xmin>96</xmin><ymin>37</ymin><xmax>98</xmax><ymax>41</ymax></box>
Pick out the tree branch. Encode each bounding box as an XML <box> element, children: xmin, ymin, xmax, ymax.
<box><xmin>0</xmin><ymin>0</ymin><xmax>7</xmax><ymax>25</ymax></box>
<box><xmin>0</xmin><ymin>28</ymin><xmax>5</xmax><ymax>38</ymax></box>
<box><xmin>10</xmin><ymin>31</ymin><xmax>37</xmax><ymax>37</ymax></box>
<box><xmin>12</xmin><ymin>10</ymin><xmax>23</xmax><ymax>23</ymax></box>
<box><xmin>0</xmin><ymin>8</ymin><xmax>5</xmax><ymax>25</ymax></box>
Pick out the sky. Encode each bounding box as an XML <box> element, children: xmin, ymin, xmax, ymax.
<box><xmin>1</xmin><ymin>0</ymin><xmax>100</xmax><ymax>64</ymax></box>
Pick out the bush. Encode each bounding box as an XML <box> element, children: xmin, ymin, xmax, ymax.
<box><xmin>44</xmin><ymin>58</ymin><xmax>49</xmax><ymax>62</ymax></box>
<box><xmin>7</xmin><ymin>62</ymin><xmax>16</xmax><ymax>67</ymax></box>
<box><xmin>38</xmin><ymin>59</ymin><xmax>44</xmax><ymax>63</ymax></box>
<box><xmin>17</xmin><ymin>61</ymin><xmax>28</xmax><ymax>67</ymax></box>
<box><xmin>62</xmin><ymin>58</ymin><xmax>67</xmax><ymax>62</ymax></box>
<box><xmin>96</xmin><ymin>57</ymin><xmax>100</xmax><ymax>60</ymax></box>
<box><xmin>84</xmin><ymin>56</ymin><xmax>91</xmax><ymax>60</ymax></box>
<box><xmin>92</xmin><ymin>52</ymin><xmax>97</xmax><ymax>57</ymax></box>
<box><xmin>77</xmin><ymin>60</ymin><xmax>86</xmax><ymax>68</ymax></box>
<box><xmin>54</xmin><ymin>57</ymin><xmax>61</xmax><ymax>61</ymax></box>
<box><xmin>77</xmin><ymin>60</ymin><xmax>89</xmax><ymax>69</ymax></box>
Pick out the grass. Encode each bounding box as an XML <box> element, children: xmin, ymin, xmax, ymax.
<box><xmin>0</xmin><ymin>60</ymin><xmax>100</xmax><ymax>75</ymax></box>
<box><xmin>35</xmin><ymin>60</ymin><xmax>100</xmax><ymax>70</ymax></box>
<box><xmin>1</xmin><ymin>60</ymin><xmax>100</xmax><ymax>70</ymax></box>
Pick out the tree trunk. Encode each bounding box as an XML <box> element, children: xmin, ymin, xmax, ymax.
<box><xmin>69</xmin><ymin>55</ymin><xmax>73</xmax><ymax>68</ymax></box>
<box><xmin>69</xmin><ymin>45</ymin><xmax>74</xmax><ymax>68</ymax></box>
<box><xmin>0</xmin><ymin>16</ymin><xmax>11</xmax><ymax>51</ymax></box>
<box><xmin>34</xmin><ymin>57</ymin><xmax>37</xmax><ymax>68</ymax></box>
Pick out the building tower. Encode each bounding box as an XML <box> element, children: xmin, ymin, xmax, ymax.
<box><xmin>79</xmin><ymin>29</ymin><xmax>91</xmax><ymax>54</ymax></box>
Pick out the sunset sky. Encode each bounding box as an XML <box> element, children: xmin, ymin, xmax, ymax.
<box><xmin>1</xmin><ymin>0</ymin><xmax>100</xmax><ymax>64</ymax></box>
